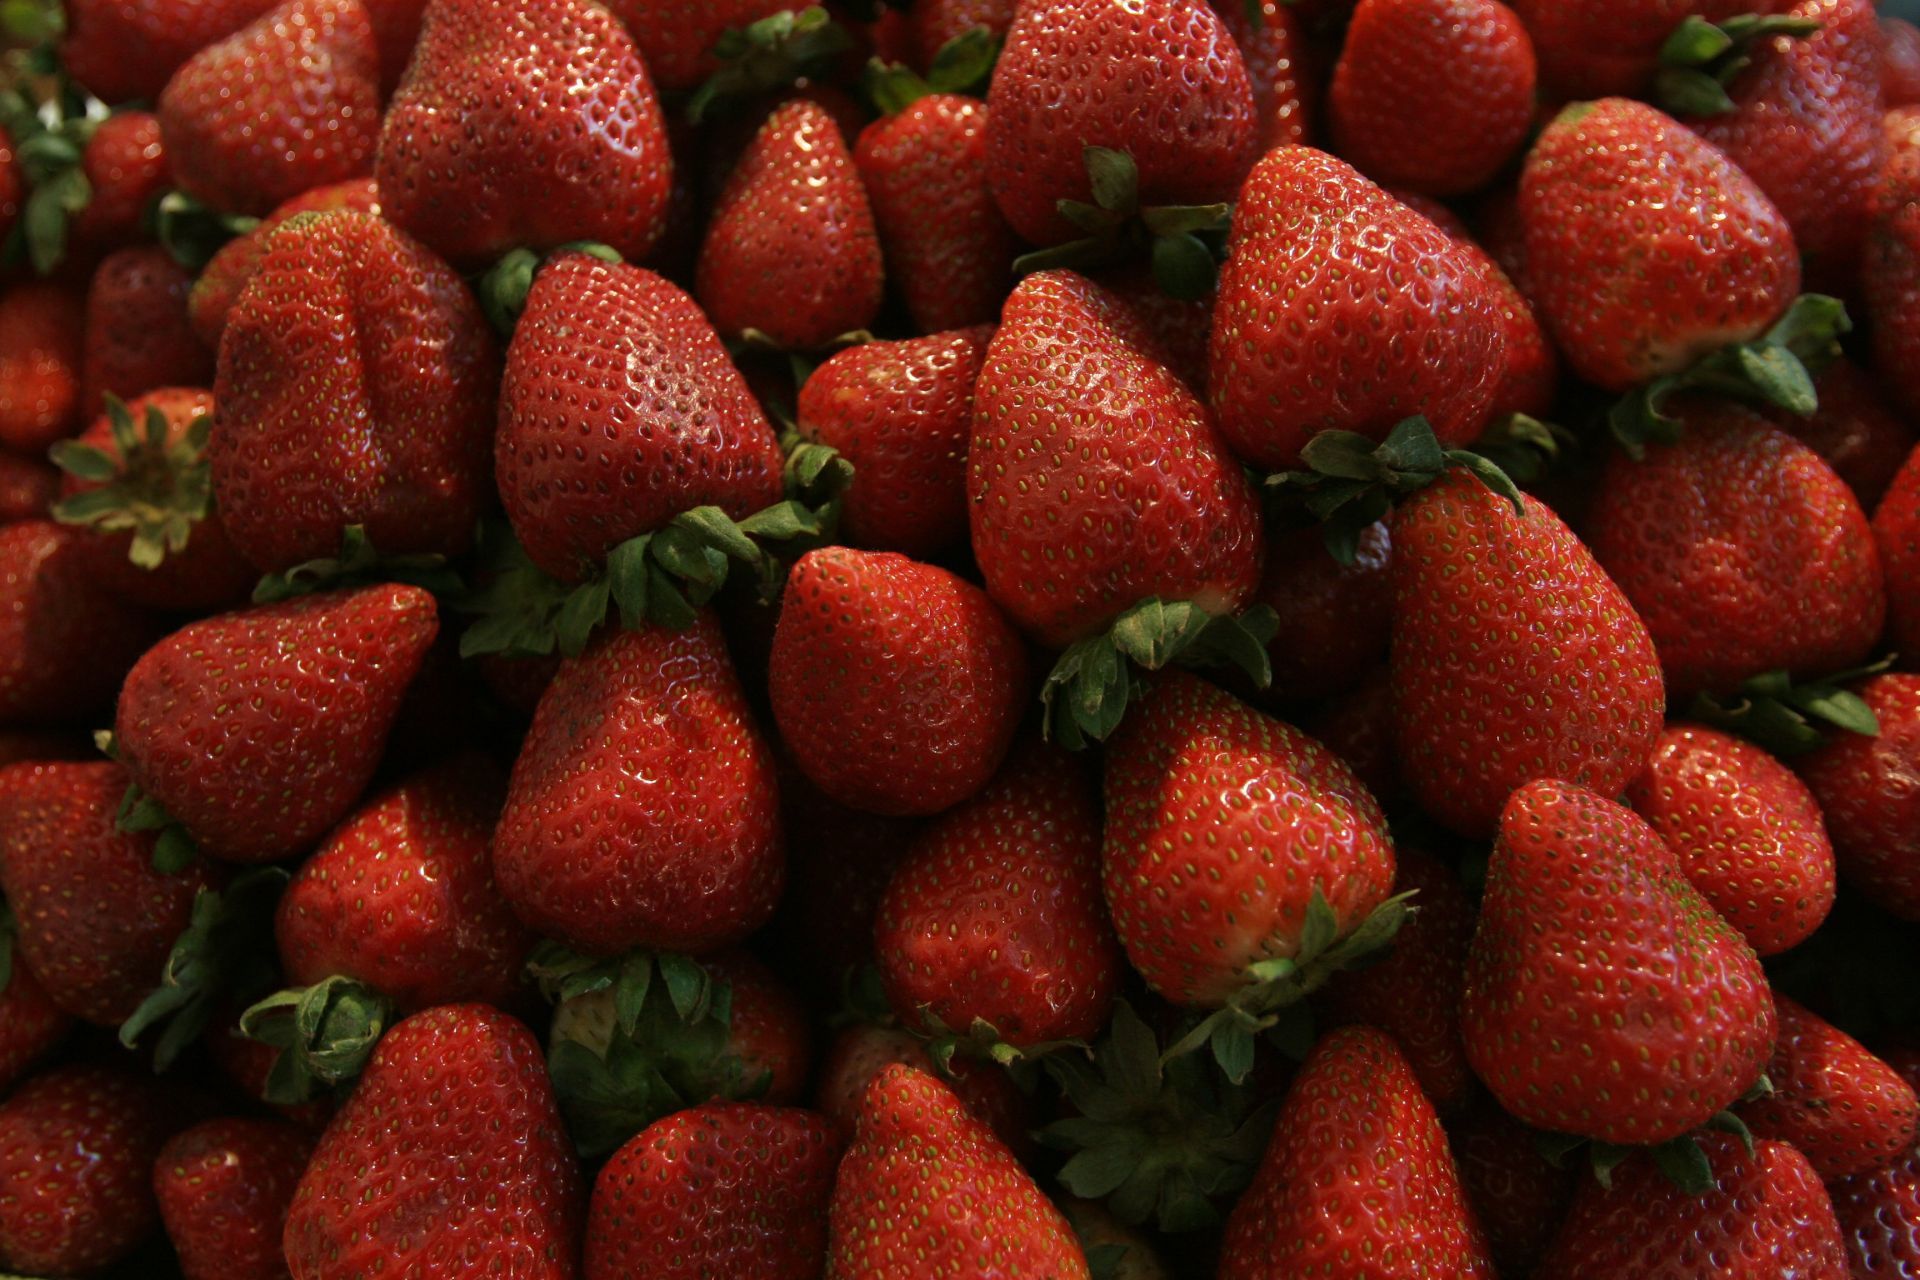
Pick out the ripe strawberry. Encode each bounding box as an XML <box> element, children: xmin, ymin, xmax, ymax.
<box><xmin>0</xmin><ymin>957</ymin><xmax>71</xmax><ymax>1097</ymax></box>
<box><xmin>1448</xmin><ymin>1099</ymin><xmax>1577</xmax><ymax>1276</ymax></box>
<box><xmin>1878</xmin><ymin>446</ymin><xmax>1920</xmax><ymax>660</ymax></box>
<box><xmin>79</xmin><ymin>247</ymin><xmax>214</xmax><ymax>417</ymax></box>
<box><xmin>1209</xmin><ymin>148</ymin><xmax>1509</xmax><ymax>468</ymax></box>
<box><xmin>188</xmin><ymin>177</ymin><xmax>381</xmax><ymax>349</ymax></box>
<box><xmin>855</xmin><ymin>94</ymin><xmax>1016</xmax><ymax>334</ymax></box>
<box><xmin>828</xmin><ymin>1064</ymin><xmax>1089</xmax><ymax>1279</ymax></box>
<box><xmin>1220</xmin><ymin>1027</ymin><xmax>1494</xmax><ymax>1279</ymax></box>
<box><xmin>60</xmin><ymin>0</ymin><xmax>278</xmax><ymax>104</ymax></box>
<box><xmin>67</xmin><ymin>112</ymin><xmax>173</xmax><ymax>265</ymax></box>
<box><xmin>1534</xmin><ymin>1134</ymin><xmax>1848</xmax><ymax>1279</ymax></box>
<box><xmin>1831</xmin><ymin>1049</ymin><xmax>1920</xmax><ymax>1276</ymax></box>
<box><xmin>1390</xmin><ymin>470</ymin><xmax>1665</xmax><ymax>837</ymax></box>
<box><xmin>1215</xmin><ymin>0</ymin><xmax>1317</xmax><ymax>149</ymax></box>
<box><xmin>814</xmin><ymin>1024</ymin><xmax>1033</xmax><ymax>1154</ymax></box>
<box><xmin>0</xmin><ymin>454</ymin><xmax>57</xmax><ymax>524</ymax></box>
<box><xmin>115</xmin><ymin>583</ymin><xmax>439</xmax><ymax>863</ymax></box>
<box><xmin>211</xmin><ymin>209</ymin><xmax>498</xmax><ymax>573</ymax></box>
<box><xmin>0</xmin><ymin>283</ymin><xmax>85</xmax><ymax>457</ymax></box>
<box><xmin>1095</xmin><ymin>261</ymin><xmax>1214</xmax><ymax>392</ymax></box>
<box><xmin>158</xmin><ymin>0</ymin><xmax>381</xmax><ymax>216</ymax></box>
<box><xmin>492</xmin><ymin>611</ymin><xmax>783</xmax><ymax>957</ymax></box>
<box><xmin>1520</xmin><ymin>98</ymin><xmax>1801</xmax><ymax>392</ymax></box>
<box><xmin>584</xmin><ymin>1102</ymin><xmax>839</xmax><ymax>1280</ymax></box>
<box><xmin>1771</xmin><ymin>357</ymin><xmax>1917</xmax><ymax>509</ymax></box>
<box><xmin>1798</xmin><ymin>674</ymin><xmax>1920</xmax><ymax>920</ymax></box>
<box><xmin>378</xmin><ymin>0</ymin><xmax>673</xmax><ymax>267</ymax></box>
<box><xmin>1739</xmin><ymin>995</ymin><xmax>1920</xmax><ymax>1182</ymax></box>
<box><xmin>154</xmin><ymin>1117</ymin><xmax>313</xmax><ymax>1280</ymax></box>
<box><xmin>1464</xmin><ymin>779</ymin><xmax>1776</xmax><ymax>1145</ymax></box>
<box><xmin>1254</xmin><ymin>521</ymin><xmax>1393</xmax><ymax>701</ymax></box>
<box><xmin>0</xmin><ymin>521</ymin><xmax>157</xmax><ymax>726</ymax></box>
<box><xmin>1889</xmin><ymin>17</ymin><xmax>1920</xmax><ymax>107</ymax></box>
<box><xmin>496</xmin><ymin>254</ymin><xmax>784</xmax><ymax>582</ymax></box>
<box><xmin>364</xmin><ymin>0</ymin><xmax>427</xmax><ymax>92</ymax></box>
<box><xmin>284</xmin><ymin>1004</ymin><xmax>585</xmax><ymax>1278</ymax></box>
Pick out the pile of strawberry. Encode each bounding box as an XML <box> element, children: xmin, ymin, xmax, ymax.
<box><xmin>3</xmin><ymin>0</ymin><xmax>1920</xmax><ymax>1275</ymax></box>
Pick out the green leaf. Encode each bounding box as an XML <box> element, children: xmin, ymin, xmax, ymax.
<box><xmin>1151</xmin><ymin>231</ymin><xmax>1218</xmax><ymax>302</ymax></box>
<box><xmin>1704</xmin><ymin>1108</ymin><xmax>1758</xmax><ymax>1158</ymax></box>
<box><xmin>152</xmin><ymin>827</ymin><xmax>198</xmax><ymax>875</ymax></box>
<box><xmin>658</xmin><ymin>952</ymin><xmax>711</xmax><ymax>1023</ymax></box>
<box><xmin>925</xmin><ymin>25</ymin><xmax>999</xmax><ymax>94</ymax></box>
<box><xmin>156</xmin><ymin>191</ymin><xmax>258</xmax><ymax>272</ymax></box>
<box><xmin>47</xmin><ymin>440</ymin><xmax>114</xmax><ymax>483</ymax></box>
<box><xmin>1298</xmin><ymin>886</ymin><xmax>1339</xmax><ymax>962</ymax></box>
<box><xmin>1210</xmin><ymin>1019</ymin><xmax>1255</xmax><ymax>1085</ymax></box>
<box><xmin>479</xmin><ymin>247</ymin><xmax>542</xmax><ymax>336</ymax></box>
<box><xmin>671</xmin><ymin>505</ymin><xmax>760</xmax><ymax>563</ymax></box>
<box><xmin>1445</xmin><ymin>450</ymin><xmax>1525</xmax><ymax>516</ymax></box>
<box><xmin>22</xmin><ymin>166</ymin><xmax>89</xmax><ymax>276</ymax></box>
<box><xmin>1651</xmin><ymin>1136</ymin><xmax>1716</xmax><ymax>1195</ymax></box>
<box><xmin>686</xmin><ymin>4</ymin><xmax>855</xmax><ymax>124</ymax></box>
<box><xmin>554</xmin><ymin>577</ymin><xmax>612</xmax><ymax>656</ymax></box>
<box><xmin>1734</xmin><ymin>343</ymin><xmax>1817</xmax><ymax>416</ymax></box>
<box><xmin>864</xmin><ymin>58</ymin><xmax>933</xmax><ymax>116</ymax></box>
<box><xmin>1590</xmin><ymin>1141</ymin><xmax>1635</xmax><ymax>1189</ymax></box>
<box><xmin>1659</xmin><ymin>14</ymin><xmax>1734</xmax><ymax>65</ymax></box>
<box><xmin>1790</xmin><ymin>686</ymin><xmax>1880</xmax><ymax>737</ymax></box>
<box><xmin>1084</xmin><ymin>146</ymin><xmax>1140</xmax><ymax>214</ymax></box>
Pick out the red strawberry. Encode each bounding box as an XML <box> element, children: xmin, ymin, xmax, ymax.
<box><xmin>601</xmin><ymin>0</ymin><xmax>798</xmax><ymax>93</ymax></box>
<box><xmin>1448</xmin><ymin>1099</ymin><xmax>1578</xmax><ymax>1276</ymax></box>
<box><xmin>1878</xmin><ymin>445</ymin><xmax>1920</xmax><ymax>661</ymax></box>
<box><xmin>697</xmin><ymin>99</ymin><xmax>883</xmax><ymax>350</ymax></box>
<box><xmin>795</xmin><ymin>326</ymin><xmax>990</xmax><ymax>557</ymax></box>
<box><xmin>1798</xmin><ymin>674</ymin><xmax>1920</xmax><ymax>920</ymax></box>
<box><xmin>1095</xmin><ymin>261</ymin><xmax>1214</xmax><ymax>392</ymax></box>
<box><xmin>114</xmin><ymin>583</ymin><xmax>439</xmax><ymax>863</ymax></box>
<box><xmin>158</xmin><ymin>0</ymin><xmax>381</xmax><ymax>216</ymax></box>
<box><xmin>1521</xmin><ymin>98</ymin><xmax>1801</xmax><ymax>392</ymax></box>
<box><xmin>0</xmin><ymin>1066</ymin><xmax>171</xmax><ymax>1276</ymax></box>
<box><xmin>1770</xmin><ymin>356</ymin><xmax>1917</xmax><ymax>509</ymax></box>
<box><xmin>68</xmin><ymin>112</ymin><xmax>173</xmax><ymax>265</ymax></box>
<box><xmin>1626</xmin><ymin>723</ymin><xmax>1836</xmax><ymax>956</ymax></box>
<box><xmin>909</xmin><ymin>0</ymin><xmax>1018</xmax><ymax>70</ymax></box>
<box><xmin>1534</xmin><ymin>1133</ymin><xmax>1848</xmax><ymax>1279</ymax></box>
<box><xmin>1888</xmin><ymin>16</ymin><xmax>1920</xmax><ymax>107</ymax></box>
<box><xmin>154</xmin><ymin>1117</ymin><xmax>313</xmax><ymax>1280</ymax></box>
<box><xmin>79</xmin><ymin>246</ymin><xmax>214</xmax><ymax>417</ymax></box>
<box><xmin>363</xmin><ymin>0</ymin><xmax>427</xmax><ymax>92</ymax></box>
<box><xmin>828</xmin><ymin>1064</ymin><xmax>1089</xmax><ymax>1279</ymax></box>
<box><xmin>855</xmin><ymin>94</ymin><xmax>1015</xmax><ymax>334</ymax></box>
<box><xmin>1220</xmin><ymin>1026</ymin><xmax>1495</xmax><ymax>1279</ymax></box>
<box><xmin>1416</xmin><ymin>196</ymin><xmax>1562</xmax><ymax>419</ymax></box>
<box><xmin>1208</xmin><ymin>148</ymin><xmax>1509</xmax><ymax>468</ymax></box>
<box><xmin>1739</xmin><ymin>995</ymin><xmax>1920</xmax><ymax>1182</ymax></box>
<box><xmin>188</xmin><ymin>177</ymin><xmax>381</xmax><ymax>349</ymax></box>
<box><xmin>0</xmin><ymin>453</ymin><xmax>57</xmax><ymax>524</ymax></box>
<box><xmin>492</xmin><ymin>611</ymin><xmax>783</xmax><ymax>957</ymax></box>
<box><xmin>0</xmin><ymin>283</ymin><xmax>85</xmax><ymax>457</ymax></box>
<box><xmin>1254</xmin><ymin>521</ymin><xmax>1393</xmax><ymax>702</ymax></box>
<box><xmin>0</xmin><ymin>521</ymin><xmax>157</xmax><ymax>726</ymax></box>
<box><xmin>60</xmin><ymin>0</ymin><xmax>278</xmax><ymax>104</ymax></box>
<box><xmin>377</xmin><ymin>0</ymin><xmax>673</xmax><ymax>267</ymax></box>
<box><xmin>210</xmin><ymin>209</ymin><xmax>498</xmax><ymax>573</ymax></box>
<box><xmin>1831</xmin><ymin>1048</ymin><xmax>1920</xmax><ymax>1276</ymax></box>
<box><xmin>985</xmin><ymin>0</ymin><xmax>1257</xmax><ymax>246</ymax></box>
<box><xmin>770</xmin><ymin>547</ymin><xmax>1028</xmax><ymax>817</ymax></box>
<box><xmin>1390</xmin><ymin>470</ymin><xmax>1665</xmax><ymax>838</ymax></box>
<box><xmin>284</xmin><ymin>1004</ymin><xmax>585</xmax><ymax>1278</ymax></box>
<box><xmin>1215</xmin><ymin>0</ymin><xmax>1317</xmax><ymax>149</ymax></box>
<box><xmin>584</xmin><ymin>1102</ymin><xmax>839</xmax><ymax>1280</ymax></box>
<box><xmin>0</xmin><ymin>760</ymin><xmax>213</xmax><ymax>1025</ymax></box>
<box><xmin>0</xmin><ymin>958</ymin><xmax>71</xmax><ymax>1097</ymax></box>
<box><xmin>1463</xmin><ymin>779</ymin><xmax>1776</xmax><ymax>1145</ymax></box>
<box><xmin>495</xmin><ymin>254</ymin><xmax>784</xmax><ymax>582</ymax></box>
<box><xmin>813</xmin><ymin>1024</ymin><xmax>1033</xmax><ymax>1154</ymax></box>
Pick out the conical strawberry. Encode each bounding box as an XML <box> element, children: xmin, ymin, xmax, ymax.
<box><xmin>0</xmin><ymin>956</ymin><xmax>72</xmax><ymax>1097</ymax></box>
<box><xmin>813</xmin><ymin>1024</ymin><xmax>1033</xmax><ymax>1154</ymax></box>
<box><xmin>1831</xmin><ymin>1049</ymin><xmax>1920</xmax><ymax>1277</ymax></box>
<box><xmin>1253</xmin><ymin>521</ymin><xmax>1393</xmax><ymax>702</ymax></box>
<box><xmin>1773</xmin><ymin>356</ymin><xmax>1915</xmax><ymax>509</ymax></box>
<box><xmin>1447</xmin><ymin>1099</ymin><xmax>1578</xmax><ymax>1276</ymax></box>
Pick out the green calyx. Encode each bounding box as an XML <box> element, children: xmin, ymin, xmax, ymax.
<box><xmin>239</xmin><ymin>973</ymin><xmax>395</xmax><ymax>1104</ymax></box>
<box><xmin>478</xmin><ymin>241</ymin><xmax>622</xmax><ymax>336</ymax></box>
<box><xmin>863</xmin><ymin>27</ymin><xmax>1000</xmax><ymax>115</ymax></box>
<box><xmin>1535</xmin><ymin>1074</ymin><xmax>1774</xmax><ymax>1196</ymax></box>
<box><xmin>250</xmin><ymin>523</ymin><xmax>466</xmax><ymax>606</ymax></box>
<box><xmin>916</xmin><ymin>1010</ymin><xmax>1086</xmax><ymax>1072</ymax></box>
<box><xmin>0</xmin><ymin>83</ymin><xmax>100</xmax><ymax>276</ymax></box>
<box><xmin>1041</xmin><ymin>597</ymin><xmax>1280</xmax><ymax>749</ymax></box>
<box><xmin>120</xmin><ymin>867</ymin><xmax>289</xmax><ymax>1073</ymax></box>
<box><xmin>1468</xmin><ymin>412</ymin><xmax>1578</xmax><ymax>489</ymax></box>
<box><xmin>1013</xmin><ymin>146</ymin><xmax>1233</xmax><ymax>302</ymax></box>
<box><xmin>1610</xmin><ymin>294</ymin><xmax>1850</xmax><ymax>457</ymax></box>
<box><xmin>1688</xmin><ymin>657</ymin><xmax>1891</xmax><ymax>758</ymax></box>
<box><xmin>1267</xmin><ymin>415</ymin><xmax>1524</xmax><ymax>564</ymax></box>
<box><xmin>1042</xmin><ymin>1001</ymin><xmax>1278</xmax><ymax>1234</ymax></box>
<box><xmin>1655</xmin><ymin>12</ymin><xmax>1822</xmax><ymax>117</ymax></box>
<box><xmin>156</xmin><ymin>190</ymin><xmax>259</xmax><ymax>272</ymax></box>
<box><xmin>685</xmin><ymin>6</ymin><xmax>854</xmax><ymax>125</ymax></box>
<box><xmin>50</xmin><ymin>396</ymin><xmax>212</xmax><ymax>571</ymax></box>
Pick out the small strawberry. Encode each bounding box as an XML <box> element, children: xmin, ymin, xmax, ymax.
<box><xmin>814</xmin><ymin>1024</ymin><xmax>1033</xmax><ymax>1153</ymax></box>
<box><xmin>1798</xmin><ymin>674</ymin><xmax>1920</xmax><ymax>920</ymax></box>
<box><xmin>1448</xmin><ymin>1099</ymin><xmax>1578</xmax><ymax>1276</ymax></box>
<box><xmin>1214</xmin><ymin>0</ymin><xmax>1317</xmax><ymax>149</ymax></box>
<box><xmin>187</xmin><ymin>176</ymin><xmax>381</xmax><ymax>349</ymax></box>
<box><xmin>1739</xmin><ymin>995</ymin><xmax>1920</xmax><ymax>1182</ymax></box>
<box><xmin>1772</xmin><ymin>357</ymin><xmax>1917</xmax><ymax>509</ymax></box>
<box><xmin>1831</xmin><ymin>1048</ymin><xmax>1920</xmax><ymax>1276</ymax></box>
<box><xmin>0</xmin><ymin>283</ymin><xmax>85</xmax><ymax>457</ymax></box>
<box><xmin>60</xmin><ymin>0</ymin><xmax>278</xmax><ymax>104</ymax></box>
<box><xmin>1254</xmin><ymin>521</ymin><xmax>1393</xmax><ymax>702</ymax></box>
<box><xmin>1878</xmin><ymin>446</ymin><xmax>1920</xmax><ymax>661</ymax></box>
<box><xmin>0</xmin><ymin>521</ymin><xmax>157</xmax><ymax>726</ymax></box>
<box><xmin>0</xmin><ymin>453</ymin><xmax>57</xmax><ymax>524</ymax></box>
<box><xmin>154</xmin><ymin>1117</ymin><xmax>313</xmax><ymax>1280</ymax></box>
<box><xmin>79</xmin><ymin>246</ymin><xmax>214</xmax><ymax>417</ymax></box>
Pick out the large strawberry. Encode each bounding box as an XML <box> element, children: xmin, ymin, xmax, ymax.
<box><xmin>284</xmin><ymin>1004</ymin><xmax>585</xmax><ymax>1278</ymax></box>
<box><xmin>60</xmin><ymin>0</ymin><xmax>278</xmax><ymax>104</ymax></box>
<box><xmin>1774</xmin><ymin>356</ymin><xmax>1916</xmax><ymax>509</ymax></box>
<box><xmin>0</xmin><ymin>521</ymin><xmax>157</xmax><ymax>727</ymax></box>
<box><xmin>1219</xmin><ymin>1027</ymin><xmax>1495</xmax><ymax>1279</ymax></box>
<box><xmin>79</xmin><ymin>247</ymin><xmax>214</xmax><ymax>417</ymax></box>
<box><xmin>0</xmin><ymin>283</ymin><xmax>84</xmax><ymax>457</ymax></box>
<box><xmin>1215</xmin><ymin>0</ymin><xmax>1316</xmax><ymax>149</ymax></box>
<box><xmin>188</xmin><ymin>177</ymin><xmax>381</xmax><ymax>349</ymax></box>
<box><xmin>1798</xmin><ymin>674</ymin><xmax>1920</xmax><ymax>920</ymax></box>
<box><xmin>211</xmin><ymin>209</ymin><xmax>499</xmax><ymax>573</ymax></box>
<box><xmin>1877</xmin><ymin>445</ymin><xmax>1920</xmax><ymax>662</ymax></box>
<box><xmin>1463</xmin><ymin>779</ymin><xmax>1776</xmax><ymax>1145</ymax></box>
<box><xmin>154</xmin><ymin>1117</ymin><xmax>313</xmax><ymax>1280</ymax></box>
<box><xmin>114</xmin><ymin>583</ymin><xmax>439</xmax><ymax>863</ymax></box>
<box><xmin>377</xmin><ymin>0</ymin><xmax>673</xmax><ymax>267</ymax></box>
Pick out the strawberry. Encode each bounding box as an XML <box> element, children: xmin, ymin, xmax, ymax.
<box><xmin>187</xmin><ymin>177</ymin><xmax>381</xmax><ymax>349</ymax></box>
<box><xmin>1215</xmin><ymin>0</ymin><xmax>1317</xmax><ymax>149</ymax></box>
<box><xmin>284</xmin><ymin>1004</ymin><xmax>585</xmax><ymax>1278</ymax></box>
<box><xmin>855</xmin><ymin>93</ymin><xmax>1016</xmax><ymax>334</ymax></box>
<box><xmin>60</xmin><ymin>0</ymin><xmax>278</xmax><ymax>104</ymax></box>
<box><xmin>1095</xmin><ymin>262</ymin><xmax>1214</xmax><ymax>392</ymax></box>
<box><xmin>0</xmin><ymin>453</ymin><xmax>57</xmax><ymax>524</ymax></box>
<box><xmin>1889</xmin><ymin>16</ymin><xmax>1920</xmax><ymax>107</ymax></box>
<box><xmin>79</xmin><ymin>246</ymin><xmax>214</xmax><ymax>417</ymax></box>
<box><xmin>828</xmin><ymin>1064</ymin><xmax>1090</xmax><ymax>1279</ymax></box>
<box><xmin>1463</xmin><ymin>779</ymin><xmax>1776</xmax><ymax>1145</ymax></box>
<box><xmin>1448</xmin><ymin>1099</ymin><xmax>1578</xmax><ymax>1276</ymax></box>
<box><xmin>770</xmin><ymin>547</ymin><xmax>1028</xmax><ymax>817</ymax></box>
<box><xmin>154</xmin><ymin>1117</ymin><xmax>313</xmax><ymax>1280</ymax></box>
<box><xmin>66</xmin><ymin>112</ymin><xmax>173</xmax><ymax>267</ymax></box>
<box><xmin>0</xmin><ymin>521</ymin><xmax>157</xmax><ymax>727</ymax></box>
<box><xmin>0</xmin><ymin>760</ymin><xmax>213</xmax><ymax>1025</ymax></box>
<box><xmin>584</xmin><ymin>1102</ymin><xmax>840</xmax><ymax>1280</ymax></box>
<box><xmin>1414</xmin><ymin>192</ymin><xmax>1563</xmax><ymax>419</ymax></box>
<box><xmin>0</xmin><ymin>283</ymin><xmax>85</xmax><ymax>457</ymax></box>
<box><xmin>377</xmin><ymin>0</ymin><xmax>673</xmax><ymax>268</ymax></box>
<box><xmin>1058</xmin><ymin>1199</ymin><xmax>1172</xmax><ymax>1280</ymax></box>
<box><xmin>814</xmin><ymin>1024</ymin><xmax>1033</xmax><ymax>1153</ymax></box>
<box><xmin>158</xmin><ymin>0</ymin><xmax>381</xmax><ymax>216</ymax></box>
<box><xmin>1878</xmin><ymin>445</ymin><xmax>1920</xmax><ymax>661</ymax></box>
<box><xmin>1209</xmin><ymin>148</ymin><xmax>1509</xmax><ymax>468</ymax></box>
<box><xmin>1254</xmin><ymin>521</ymin><xmax>1393</xmax><ymax>702</ymax></box>
<box><xmin>601</xmin><ymin>0</ymin><xmax>800</xmax><ymax>94</ymax></box>
<box><xmin>1771</xmin><ymin>356</ymin><xmax>1917</xmax><ymax>509</ymax></box>
<box><xmin>1221</xmin><ymin>1026</ymin><xmax>1494</xmax><ymax>1278</ymax></box>
<box><xmin>1831</xmin><ymin>1049</ymin><xmax>1920</xmax><ymax>1276</ymax></box>
<box><xmin>1390</xmin><ymin>469</ymin><xmax>1665</xmax><ymax>838</ymax></box>
<box><xmin>1798</xmin><ymin>674</ymin><xmax>1920</xmax><ymax>920</ymax></box>
<box><xmin>210</xmin><ymin>209</ymin><xmax>498</xmax><ymax>573</ymax></box>
<box><xmin>697</xmin><ymin>99</ymin><xmax>884</xmax><ymax>350</ymax></box>
<box><xmin>0</xmin><ymin>1065</ymin><xmax>170</xmax><ymax>1276</ymax></box>
<box><xmin>0</xmin><ymin>952</ymin><xmax>71</xmax><ymax>1097</ymax></box>
<box><xmin>1533</xmin><ymin>1133</ymin><xmax>1849</xmax><ymax>1278</ymax></box>
<box><xmin>492</xmin><ymin>612</ymin><xmax>783</xmax><ymax>957</ymax></box>
<box><xmin>364</xmin><ymin>0</ymin><xmax>428</xmax><ymax>92</ymax></box>
<box><xmin>114</xmin><ymin>583</ymin><xmax>439</xmax><ymax>863</ymax></box>
<box><xmin>1739</xmin><ymin>995</ymin><xmax>1920</xmax><ymax>1181</ymax></box>
<box><xmin>1520</xmin><ymin>98</ymin><xmax>1801</xmax><ymax>392</ymax></box>
<box><xmin>795</xmin><ymin>326</ymin><xmax>990</xmax><ymax>557</ymax></box>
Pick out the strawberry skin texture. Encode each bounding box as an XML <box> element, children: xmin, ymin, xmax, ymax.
<box><xmin>1103</xmin><ymin>671</ymin><xmax>1396</xmax><ymax>1008</ymax></box>
<box><xmin>114</xmin><ymin>583</ymin><xmax>440</xmax><ymax>864</ymax></box>
<box><xmin>377</xmin><ymin>0</ymin><xmax>673</xmax><ymax>268</ymax></box>
<box><xmin>80</xmin><ymin>246</ymin><xmax>214</xmax><ymax>417</ymax></box>
<box><xmin>284</xmin><ymin>1004</ymin><xmax>585</xmax><ymax>1279</ymax></box>
<box><xmin>1626</xmin><ymin>723</ymin><xmax>1836</xmax><ymax>956</ymax></box>
<box><xmin>496</xmin><ymin>254</ymin><xmax>784</xmax><ymax>582</ymax></box>
<box><xmin>985</xmin><ymin>0</ymin><xmax>1257</xmax><ymax>246</ymax></box>
<box><xmin>211</xmin><ymin>209</ymin><xmax>498</xmax><ymax>573</ymax></box>
<box><xmin>0</xmin><ymin>283</ymin><xmax>85</xmax><ymax>456</ymax></box>
<box><xmin>1774</xmin><ymin>357</ymin><xmax>1917</xmax><ymax>510</ymax></box>
<box><xmin>1739</xmin><ymin>995</ymin><xmax>1920</xmax><ymax>1182</ymax></box>
<box><xmin>492</xmin><ymin>612</ymin><xmax>783</xmax><ymax>957</ymax></box>
<box><xmin>1208</xmin><ymin>147</ymin><xmax>1509</xmax><ymax>468</ymax></box>
<box><xmin>1390</xmin><ymin>470</ymin><xmax>1664</xmax><ymax>838</ymax></box>
<box><xmin>0</xmin><ymin>521</ymin><xmax>157</xmax><ymax>727</ymax></box>
<box><xmin>0</xmin><ymin>962</ymin><xmax>72</xmax><ymax>1097</ymax></box>
<box><xmin>1221</xmin><ymin>1027</ymin><xmax>1495</xmax><ymax>1280</ymax></box>
<box><xmin>1831</xmin><ymin>1049</ymin><xmax>1920</xmax><ymax>1277</ymax></box>
<box><xmin>155</xmin><ymin>1117</ymin><xmax>313</xmax><ymax>1280</ymax></box>
<box><xmin>697</xmin><ymin>100</ymin><xmax>884</xmax><ymax>350</ymax></box>
<box><xmin>1255</xmin><ymin>521</ymin><xmax>1393</xmax><ymax>701</ymax></box>
<box><xmin>1463</xmin><ymin>780</ymin><xmax>1777</xmax><ymax>1146</ymax></box>
<box><xmin>771</xmin><ymin>547</ymin><xmax>1028</xmax><ymax>817</ymax></box>
<box><xmin>601</xmin><ymin>0</ymin><xmax>798</xmax><ymax>93</ymax></box>
<box><xmin>1535</xmin><ymin>1134</ymin><xmax>1848</xmax><ymax>1280</ymax></box>
<box><xmin>1521</xmin><ymin>98</ymin><xmax>1801</xmax><ymax>392</ymax></box>
<box><xmin>61</xmin><ymin>0</ymin><xmax>278</xmax><ymax>104</ymax></box>
<box><xmin>585</xmin><ymin>1102</ymin><xmax>839</xmax><ymax>1280</ymax></box>
<box><xmin>1215</xmin><ymin>0</ymin><xmax>1317</xmax><ymax>150</ymax></box>
<box><xmin>828</xmin><ymin>1064</ymin><xmax>1089</xmax><ymax>1280</ymax></box>
<box><xmin>969</xmin><ymin>270</ymin><xmax>1264</xmax><ymax>648</ymax></box>
<box><xmin>1798</xmin><ymin>675</ymin><xmax>1920</xmax><ymax>920</ymax></box>
<box><xmin>1879</xmin><ymin>446</ymin><xmax>1920</xmax><ymax>661</ymax></box>
<box><xmin>188</xmin><ymin>176</ymin><xmax>381</xmax><ymax>351</ymax></box>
